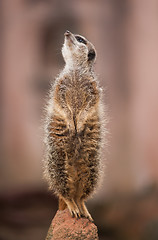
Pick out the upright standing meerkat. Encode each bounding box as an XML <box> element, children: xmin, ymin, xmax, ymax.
<box><xmin>44</xmin><ymin>30</ymin><xmax>105</xmax><ymax>222</ymax></box>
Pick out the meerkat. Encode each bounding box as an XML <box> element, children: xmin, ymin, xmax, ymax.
<box><xmin>44</xmin><ymin>30</ymin><xmax>105</xmax><ymax>222</ymax></box>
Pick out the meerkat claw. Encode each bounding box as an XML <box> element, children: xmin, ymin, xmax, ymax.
<box><xmin>77</xmin><ymin>212</ymin><xmax>81</xmax><ymax>218</ymax></box>
<box><xmin>87</xmin><ymin>215</ymin><xmax>94</xmax><ymax>222</ymax></box>
<box><xmin>71</xmin><ymin>210</ymin><xmax>80</xmax><ymax>219</ymax></box>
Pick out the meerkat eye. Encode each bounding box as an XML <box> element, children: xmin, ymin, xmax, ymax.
<box><xmin>75</xmin><ymin>36</ymin><xmax>87</xmax><ymax>45</ymax></box>
<box><xmin>88</xmin><ymin>50</ymin><xmax>96</xmax><ymax>61</ymax></box>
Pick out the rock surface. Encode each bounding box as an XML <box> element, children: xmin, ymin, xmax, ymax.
<box><xmin>45</xmin><ymin>208</ymin><xmax>99</xmax><ymax>240</ymax></box>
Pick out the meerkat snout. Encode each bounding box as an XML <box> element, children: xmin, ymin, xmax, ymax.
<box><xmin>62</xmin><ymin>31</ymin><xmax>96</xmax><ymax>67</ymax></box>
<box><xmin>64</xmin><ymin>30</ymin><xmax>71</xmax><ymax>36</ymax></box>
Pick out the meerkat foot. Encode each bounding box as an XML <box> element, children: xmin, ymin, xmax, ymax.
<box><xmin>76</xmin><ymin>199</ymin><xmax>85</xmax><ymax>217</ymax></box>
<box><xmin>63</xmin><ymin>198</ymin><xmax>81</xmax><ymax>219</ymax></box>
<box><xmin>80</xmin><ymin>200</ymin><xmax>93</xmax><ymax>222</ymax></box>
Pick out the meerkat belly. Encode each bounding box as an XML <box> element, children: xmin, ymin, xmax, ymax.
<box><xmin>48</xmin><ymin>108</ymin><xmax>100</xmax><ymax>196</ymax></box>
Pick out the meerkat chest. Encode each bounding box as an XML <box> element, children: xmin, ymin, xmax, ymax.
<box><xmin>54</xmin><ymin>76</ymin><xmax>99</xmax><ymax>113</ymax></box>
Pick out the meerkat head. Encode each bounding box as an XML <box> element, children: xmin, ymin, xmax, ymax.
<box><xmin>62</xmin><ymin>30</ymin><xmax>96</xmax><ymax>69</ymax></box>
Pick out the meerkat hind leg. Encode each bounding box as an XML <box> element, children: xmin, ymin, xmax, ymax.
<box><xmin>76</xmin><ymin>199</ymin><xmax>93</xmax><ymax>222</ymax></box>
<box><xmin>63</xmin><ymin>198</ymin><xmax>81</xmax><ymax>219</ymax></box>
<box><xmin>81</xmin><ymin>200</ymin><xmax>93</xmax><ymax>222</ymax></box>
<box><xmin>76</xmin><ymin>199</ymin><xmax>85</xmax><ymax>216</ymax></box>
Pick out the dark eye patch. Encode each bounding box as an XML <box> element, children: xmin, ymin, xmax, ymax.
<box><xmin>88</xmin><ymin>50</ymin><xmax>96</xmax><ymax>61</ymax></box>
<box><xmin>75</xmin><ymin>36</ymin><xmax>87</xmax><ymax>45</ymax></box>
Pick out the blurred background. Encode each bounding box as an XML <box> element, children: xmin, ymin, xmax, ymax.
<box><xmin>2</xmin><ymin>0</ymin><xmax>158</xmax><ymax>239</ymax></box>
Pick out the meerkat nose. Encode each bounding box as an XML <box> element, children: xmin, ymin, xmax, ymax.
<box><xmin>64</xmin><ymin>30</ymin><xmax>71</xmax><ymax>36</ymax></box>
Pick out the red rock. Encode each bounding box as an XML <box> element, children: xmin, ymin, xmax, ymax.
<box><xmin>46</xmin><ymin>208</ymin><xmax>99</xmax><ymax>240</ymax></box>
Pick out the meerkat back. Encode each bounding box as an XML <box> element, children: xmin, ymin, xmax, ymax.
<box><xmin>44</xmin><ymin>31</ymin><xmax>105</xmax><ymax>222</ymax></box>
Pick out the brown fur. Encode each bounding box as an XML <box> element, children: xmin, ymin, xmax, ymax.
<box><xmin>43</xmin><ymin>31</ymin><xmax>105</xmax><ymax>221</ymax></box>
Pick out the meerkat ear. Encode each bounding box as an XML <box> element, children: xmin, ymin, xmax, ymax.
<box><xmin>88</xmin><ymin>49</ymin><xmax>96</xmax><ymax>61</ymax></box>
